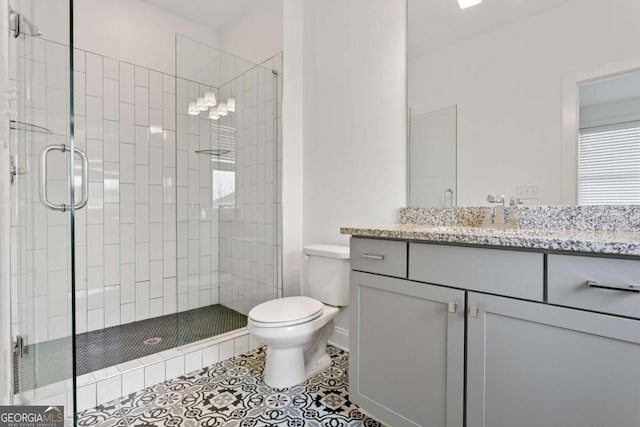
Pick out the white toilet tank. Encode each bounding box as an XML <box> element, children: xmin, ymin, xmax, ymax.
<box><xmin>303</xmin><ymin>244</ymin><xmax>350</xmax><ymax>306</ymax></box>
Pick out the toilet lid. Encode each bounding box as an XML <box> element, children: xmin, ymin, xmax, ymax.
<box><xmin>249</xmin><ymin>296</ymin><xmax>324</xmax><ymax>326</ymax></box>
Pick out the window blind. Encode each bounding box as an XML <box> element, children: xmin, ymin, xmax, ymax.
<box><xmin>578</xmin><ymin>122</ymin><xmax>640</xmax><ymax>205</ymax></box>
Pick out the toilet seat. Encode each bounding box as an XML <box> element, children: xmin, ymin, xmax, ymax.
<box><xmin>249</xmin><ymin>296</ymin><xmax>324</xmax><ymax>327</ymax></box>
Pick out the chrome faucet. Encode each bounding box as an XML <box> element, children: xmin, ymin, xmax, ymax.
<box><xmin>482</xmin><ymin>194</ymin><xmax>518</xmax><ymax>229</ymax></box>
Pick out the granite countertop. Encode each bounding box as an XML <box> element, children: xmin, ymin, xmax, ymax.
<box><xmin>340</xmin><ymin>224</ymin><xmax>640</xmax><ymax>256</ymax></box>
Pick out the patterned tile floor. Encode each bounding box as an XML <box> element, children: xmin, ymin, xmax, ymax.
<box><xmin>77</xmin><ymin>346</ymin><xmax>384</xmax><ymax>427</ymax></box>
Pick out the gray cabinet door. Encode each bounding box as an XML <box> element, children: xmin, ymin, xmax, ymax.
<box><xmin>467</xmin><ymin>292</ymin><xmax>640</xmax><ymax>427</ymax></box>
<box><xmin>350</xmin><ymin>271</ymin><xmax>465</xmax><ymax>427</ymax></box>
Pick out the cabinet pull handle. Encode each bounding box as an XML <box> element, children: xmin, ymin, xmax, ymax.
<box><xmin>361</xmin><ymin>253</ymin><xmax>384</xmax><ymax>260</ymax></box>
<box><xmin>447</xmin><ymin>302</ymin><xmax>458</xmax><ymax>313</ymax></box>
<box><xmin>469</xmin><ymin>305</ymin><xmax>480</xmax><ymax>318</ymax></box>
<box><xmin>586</xmin><ymin>280</ymin><xmax>640</xmax><ymax>293</ymax></box>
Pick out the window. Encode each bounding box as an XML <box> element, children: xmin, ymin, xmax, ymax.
<box><xmin>578</xmin><ymin>122</ymin><xmax>640</xmax><ymax>204</ymax></box>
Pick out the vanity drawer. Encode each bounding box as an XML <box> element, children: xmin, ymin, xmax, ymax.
<box><xmin>350</xmin><ymin>238</ymin><xmax>407</xmax><ymax>278</ymax></box>
<box><xmin>548</xmin><ymin>255</ymin><xmax>640</xmax><ymax>319</ymax></box>
<box><xmin>409</xmin><ymin>243</ymin><xmax>543</xmax><ymax>301</ymax></box>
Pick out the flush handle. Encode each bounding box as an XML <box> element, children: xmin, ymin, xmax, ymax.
<box><xmin>361</xmin><ymin>253</ymin><xmax>384</xmax><ymax>260</ymax></box>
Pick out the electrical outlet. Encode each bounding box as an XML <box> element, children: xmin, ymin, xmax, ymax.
<box><xmin>516</xmin><ymin>185</ymin><xmax>539</xmax><ymax>200</ymax></box>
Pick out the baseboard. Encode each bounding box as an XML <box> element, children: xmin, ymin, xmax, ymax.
<box><xmin>329</xmin><ymin>327</ymin><xmax>349</xmax><ymax>351</ymax></box>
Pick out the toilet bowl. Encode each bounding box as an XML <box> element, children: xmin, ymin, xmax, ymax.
<box><xmin>248</xmin><ymin>244</ymin><xmax>350</xmax><ymax>388</ymax></box>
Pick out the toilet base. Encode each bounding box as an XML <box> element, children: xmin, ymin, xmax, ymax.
<box><xmin>262</xmin><ymin>320</ymin><xmax>335</xmax><ymax>388</ymax></box>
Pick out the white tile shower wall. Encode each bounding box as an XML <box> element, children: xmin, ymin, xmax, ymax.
<box><xmin>215</xmin><ymin>62</ymin><xmax>281</xmax><ymax>315</ymax></box>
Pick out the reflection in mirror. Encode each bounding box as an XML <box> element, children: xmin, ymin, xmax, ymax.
<box><xmin>408</xmin><ymin>0</ymin><xmax>640</xmax><ymax>206</ymax></box>
<box><xmin>409</xmin><ymin>106</ymin><xmax>457</xmax><ymax>206</ymax></box>
<box><xmin>578</xmin><ymin>70</ymin><xmax>640</xmax><ymax>205</ymax></box>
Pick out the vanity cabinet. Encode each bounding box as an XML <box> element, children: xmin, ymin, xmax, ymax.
<box><xmin>349</xmin><ymin>238</ymin><xmax>640</xmax><ymax>427</ymax></box>
<box><xmin>350</xmin><ymin>271</ymin><xmax>465</xmax><ymax>427</ymax></box>
<box><xmin>467</xmin><ymin>292</ymin><xmax>640</xmax><ymax>427</ymax></box>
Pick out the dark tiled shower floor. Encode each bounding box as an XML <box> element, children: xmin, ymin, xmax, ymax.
<box><xmin>16</xmin><ymin>304</ymin><xmax>247</xmax><ymax>392</ymax></box>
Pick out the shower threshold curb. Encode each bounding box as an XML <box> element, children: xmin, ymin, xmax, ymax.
<box><xmin>15</xmin><ymin>328</ymin><xmax>260</xmax><ymax>411</ymax></box>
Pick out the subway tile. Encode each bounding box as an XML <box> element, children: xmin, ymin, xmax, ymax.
<box><xmin>104</xmin><ymin>78</ymin><xmax>119</xmax><ymax>121</ymax></box>
<box><xmin>135</xmin><ymin>65</ymin><xmax>149</xmax><ymax>87</ymax></box>
<box><xmin>86</xmin><ymin>53</ymin><xmax>103</xmax><ymax>97</ymax></box>
<box><xmin>46</xmin><ymin>42</ymin><xmax>66</xmax><ymax>90</ymax></box>
<box><xmin>74</xmin><ymin>71</ymin><xmax>86</xmax><ymax>116</ymax></box>
<box><xmin>149</xmin><ymin>70</ymin><xmax>163</xmax><ymax>109</ymax></box>
<box><xmin>163</xmin><ymin>93</ymin><xmax>176</xmax><ymax>130</ymax></box>
<box><xmin>149</xmin><ymin>148</ymin><xmax>163</xmax><ymax>186</ymax></box>
<box><xmin>97</xmin><ymin>376</ymin><xmax>121</xmax><ymax>405</ymax></box>
<box><xmin>149</xmin><ymin>185</ymin><xmax>163</xmax><ymax>222</ymax></box>
<box><xmin>104</xmin><ymin>244</ymin><xmax>120</xmax><ymax>286</ymax></box>
<box><xmin>150</xmin><ymin>298</ymin><xmax>163</xmax><ymax>318</ymax></box>
<box><xmin>120</xmin><ymin>262</ymin><xmax>136</xmax><ymax>304</ymax></box>
<box><xmin>135</xmin><ymin>86</ymin><xmax>149</xmax><ymax>126</ymax></box>
<box><xmin>46</xmin><ymin>88</ymin><xmax>66</xmax><ymax>135</ymax></box>
<box><xmin>119</xmin><ymin>102</ymin><xmax>135</xmax><ymax>143</ymax></box>
<box><xmin>87</xmin><ymin>308</ymin><xmax>104</xmax><ymax>332</ymax></box>
<box><xmin>119</xmin><ymin>62</ymin><xmax>134</xmax><ymax>103</ymax></box>
<box><xmin>103</xmin><ymin>57</ymin><xmax>119</xmax><ymax>80</ymax></box>
<box><xmin>219</xmin><ymin>340</ymin><xmax>234</xmax><ymax>361</ymax></box>
<box><xmin>144</xmin><ymin>362</ymin><xmax>165</xmax><ymax>388</ymax></box>
<box><xmin>163</xmin><ymin>278</ymin><xmax>177</xmax><ymax>314</ymax></box>
<box><xmin>87</xmin><ymin>225</ymin><xmax>104</xmax><ymax>267</ymax></box>
<box><xmin>86</xmin><ymin>96</ymin><xmax>103</xmax><ymax>139</ymax></box>
<box><xmin>149</xmin><ymin>109</ymin><xmax>163</xmax><ymax>147</ymax></box>
<box><xmin>121</xmin><ymin>302</ymin><xmax>135</xmax><ymax>324</ymax></box>
<box><xmin>120</xmin><ymin>224</ymin><xmax>136</xmax><ymax>264</ymax></box>
<box><xmin>104</xmin><ymin>120</ymin><xmax>120</xmax><ymax>162</ymax></box>
<box><xmin>120</xmin><ymin>183</ymin><xmax>135</xmax><ymax>223</ymax></box>
<box><xmin>164</xmin><ymin>242</ymin><xmax>176</xmax><ymax>277</ymax></box>
<box><xmin>104</xmin><ymin>203</ymin><xmax>120</xmax><ymax>244</ymax></box>
<box><xmin>136</xmin><ymin>243</ymin><xmax>150</xmax><ymax>282</ymax></box>
<box><xmin>202</xmin><ymin>344</ymin><xmax>219</xmax><ymax>367</ymax></box>
<box><xmin>149</xmin><ymin>223</ymin><xmax>163</xmax><ymax>261</ymax></box>
<box><xmin>135</xmin><ymin>281</ymin><xmax>150</xmax><ymax>320</ymax></box>
<box><xmin>135</xmin><ymin>165</ymin><xmax>149</xmax><ymax>203</ymax></box>
<box><xmin>104</xmin><ymin>285</ymin><xmax>121</xmax><ymax>327</ymax></box>
<box><xmin>104</xmin><ymin>162</ymin><xmax>120</xmax><ymax>204</ymax></box>
<box><xmin>121</xmin><ymin>368</ymin><xmax>144</xmax><ymax>396</ymax></box>
<box><xmin>87</xmin><ymin>266</ymin><xmax>104</xmax><ymax>310</ymax></box>
<box><xmin>184</xmin><ymin>350</ymin><xmax>202</xmax><ymax>373</ymax></box>
<box><xmin>234</xmin><ymin>335</ymin><xmax>249</xmax><ymax>355</ymax></box>
<box><xmin>163</xmin><ymin>167</ymin><xmax>176</xmax><ymax>204</ymax></box>
<box><xmin>76</xmin><ymin>383</ymin><xmax>96</xmax><ymax>412</ymax></box>
<box><xmin>119</xmin><ymin>143</ymin><xmax>135</xmax><ymax>184</ymax></box>
<box><xmin>163</xmin><ymin>131</ymin><xmax>176</xmax><ymax>167</ymax></box>
<box><xmin>165</xmin><ymin>355</ymin><xmax>184</xmax><ymax>380</ymax></box>
<box><xmin>135</xmin><ymin>204</ymin><xmax>150</xmax><ymax>243</ymax></box>
<box><xmin>74</xmin><ymin>49</ymin><xmax>86</xmax><ymax>72</ymax></box>
<box><xmin>163</xmin><ymin>74</ymin><xmax>175</xmax><ymax>94</ymax></box>
<box><xmin>149</xmin><ymin>260</ymin><xmax>163</xmax><ymax>298</ymax></box>
<box><xmin>135</xmin><ymin>125</ymin><xmax>149</xmax><ymax>165</ymax></box>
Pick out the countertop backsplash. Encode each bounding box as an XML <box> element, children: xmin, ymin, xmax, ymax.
<box><xmin>400</xmin><ymin>206</ymin><xmax>640</xmax><ymax>231</ymax></box>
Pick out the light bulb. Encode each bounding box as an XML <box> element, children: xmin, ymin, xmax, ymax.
<box><xmin>209</xmin><ymin>107</ymin><xmax>219</xmax><ymax>120</ymax></box>
<box><xmin>226</xmin><ymin>98</ymin><xmax>235</xmax><ymax>112</ymax></box>
<box><xmin>457</xmin><ymin>0</ymin><xmax>481</xmax><ymax>9</ymax></box>
<box><xmin>188</xmin><ymin>102</ymin><xmax>199</xmax><ymax>116</ymax></box>
<box><xmin>217</xmin><ymin>101</ymin><xmax>228</xmax><ymax>116</ymax></box>
<box><xmin>196</xmin><ymin>97</ymin><xmax>208</xmax><ymax>111</ymax></box>
<box><xmin>204</xmin><ymin>92</ymin><xmax>217</xmax><ymax>107</ymax></box>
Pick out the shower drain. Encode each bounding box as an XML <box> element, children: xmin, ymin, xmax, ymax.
<box><xmin>143</xmin><ymin>337</ymin><xmax>162</xmax><ymax>346</ymax></box>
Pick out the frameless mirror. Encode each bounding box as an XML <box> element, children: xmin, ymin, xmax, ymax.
<box><xmin>407</xmin><ymin>0</ymin><xmax>640</xmax><ymax>206</ymax></box>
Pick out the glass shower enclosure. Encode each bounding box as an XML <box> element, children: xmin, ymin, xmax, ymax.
<box><xmin>7</xmin><ymin>0</ymin><xmax>78</xmax><ymax>422</ymax></box>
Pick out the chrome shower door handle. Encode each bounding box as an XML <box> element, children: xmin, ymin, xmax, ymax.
<box><xmin>73</xmin><ymin>147</ymin><xmax>89</xmax><ymax>210</ymax></box>
<box><xmin>39</xmin><ymin>144</ymin><xmax>89</xmax><ymax>212</ymax></box>
<box><xmin>40</xmin><ymin>144</ymin><xmax>68</xmax><ymax>212</ymax></box>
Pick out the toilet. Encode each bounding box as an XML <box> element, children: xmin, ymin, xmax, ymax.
<box><xmin>247</xmin><ymin>244</ymin><xmax>350</xmax><ymax>388</ymax></box>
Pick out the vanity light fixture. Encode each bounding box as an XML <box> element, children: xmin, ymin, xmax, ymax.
<box><xmin>458</xmin><ymin>0</ymin><xmax>481</xmax><ymax>9</ymax></box>
<box><xmin>204</xmin><ymin>92</ymin><xmax>217</xmax><ymax>107</ymax></box>
<box><xmin>209</xmin><ymin>107</ymin><xmax>220</xmax><ymax>120</ymax></box>
<box><xmin>188</xmin><ymin>101</ymin><xmax>199</xmax><ymax>116</ymax></box>
<box><xmin>226</xmin><ymin>98</ymin><xmax>235</xmax><ymax>112</ymax></box>
<box><xmin>217</xmin><ymin>101</ymin><xmax>228</xmax><ymax>116</ymax></box>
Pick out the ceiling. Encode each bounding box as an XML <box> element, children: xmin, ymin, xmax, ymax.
<box><xmin>408</xmin><ymin>0</ymin><xmax>577</xmax><ymax>59</ymax></box>
<box><xmin>138</xmin><ymin>0</ymin><xmax>267</xmax><ymax>32</ymax></box>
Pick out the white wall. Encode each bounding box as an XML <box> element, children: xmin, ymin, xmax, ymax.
<box><xmin>220</xmin><ymin>0</ymin><xmax>283</xmax><ymax>65</ymax></box>
<box><xmin>409</xmin><ymin>0</ymin><xmax>640</xmax><ymax>205</ymax></box>
<box><xmin>282</xmin><ymin>0</ymin><xmax>407</xmax><ymax>346</ymax></box>
<box><xmin>74</xmin><ymin>0</ymin><xmax>220</xmax><ymax>75</ymax></box>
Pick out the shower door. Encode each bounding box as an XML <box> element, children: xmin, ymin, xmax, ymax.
<box><xmin>8</xmin><ymin>0</ymin><xmax>78</xmax><ymax>421</ymax></box>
